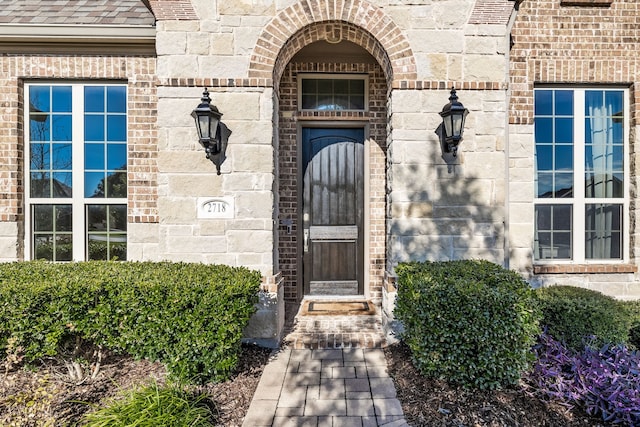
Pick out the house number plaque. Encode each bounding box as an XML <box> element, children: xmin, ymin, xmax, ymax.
<box><xmin>197</xmin><ymin>197</ymin><xmax>234</xmax><ymax>219</ymax></box>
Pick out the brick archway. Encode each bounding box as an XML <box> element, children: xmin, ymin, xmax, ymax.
<box><xmin>248</xmin><ymin>0</ymin><xmax>416</xmax><ymax>89</ymax></box>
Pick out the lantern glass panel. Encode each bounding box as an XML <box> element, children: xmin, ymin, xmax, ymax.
<box><xmin>443</xmin><ymin>115</ymin><xmax>453</xmax><ymax>139</ymax></box>
<box><xmin>453</xmin><ymin>113</ymin><xmax>463</xmax><ymax>137</ymax></box>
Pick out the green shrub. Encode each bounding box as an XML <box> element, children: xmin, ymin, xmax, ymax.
<box><xmin>536</xmin><ymin>286</ymin><xmax>631</xmax><ymax>351</ymax></box>
<box><xmin>623</xmin><ymin>300</ymin><xmax>640</xmax><ymax>349</ymax></box>
<box><xmin>81</xmin><ymin>381</ymin><xmax>215</xmax><ymax>427</ymax></box>
<box><xmin>395</xmin><ymin>260</ymin><xmax>541</xmax><ymax>390</ymax></box>
<box><xmin>0</xmin><ymin>261</ymin><xmax>261</xmax><ymax>383</ymax></box>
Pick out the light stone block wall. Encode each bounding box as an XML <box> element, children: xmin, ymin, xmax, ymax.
<box><xmin>0</xmin><ymin>223</ymin><xmax>20</xmax><ymax>262</ymax></box>
<box><xmin>152</xmin><ymin>86</ymin><xmax>275</xmax><ymax>276</ymax></box>
<box><xmin>388</xmin><ymin>88</ymin><xmax>508</xmax><ymax>272</ymax></box>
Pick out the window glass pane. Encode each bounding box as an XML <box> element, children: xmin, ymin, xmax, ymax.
<box><xmin>85</xmin><ymin>172</ymin><xmax>106</xmax><ymax>198</ymax></box>
<box><xmin>536</xmin><ymin>173</ymin><xmax>553</xmax><ymax>198</ymax></box>
<box><xmin>111</xmin><ymin>205</ymin><xmax>127</xmax><ymax>231</ymax></box>
<box><xmin>555</xmin><ymin>145</ymin><xmax>573</xmax><ymax>171</ymax></box>
<box><xmin>350</xmin><ymin>95</ymin><xmax>365</xmax><ymax>110</ymax></box>
<box><xmin>85</xmin><ymin>115</ymin><xmax>105</xmax><ymax>141</ymax></box>
<box><xmin>301</xmin><ymin>79</ymin><xmax>316</xmax><ymax>93</ymax></box>
<box><xmin>30</xmin><ymin>143</ymin><xmax>50</xmax><ymax>170</ymax></box>
<box><xmin>85</xmin><ymin>87</ymin><xmax>105</xmax><ymax>113</ymax></box>
<box><xmin>52</xmin><ymin>86</ymin><xmax>72</xmax><ymax>112</ymax></box>
<box><xmin>55</xmin><ymin>205</ymin><xmax>73</xmax><ymax>231</ymax></box>
<box><xmin>107</xmin><ymin>115</ymin><xmax>126</xmax><ymax>142</ymax></box>
<box><xmin>55</xmin><ymin>235</ymin><xmax>73</xmax><ymax>261</ymax></box>
<box><xmin>30</xmin><ymin>172</ymin><xmax>50</xmax><ymax>198</ymax></box>
<box><xmin>30</xmin><ymin>86</ymin><xmax>50</xmax><ymax>113</ymax></box>
<box><xmin>52</xmin><ymin>172</ymin><xmax>72</xmax><ymax>197</ymax></box>
<box><xmin>317</xmin><ymin>80</ymin><xmax>332</xmax><ymax>94</ymax></box>
<box><xmin>87</xmin><ymin>204</ymin><xmax>106</xmax><ymax>231</ymax></box>
<box><xmin>107</xmin><ymin>86</ymin><xmax>126</xmax><ymax>113</ymax></box>
<box><xmin>350</xmin><ymin>79</ymin><xmax>365</xmax><ymax>95</ymax></box>
<box><xmin>534</xmin><ymin>118</ymin><xmax>553</xmax><ymax>143</ymax></box>
<box><xmin>555</xmin><ymin>173</ymin><xmax>573</xmax><ymax>198</ymax></box>
<box><xmin>555</xmin><ymin>91</ymin><xmax>573</xmax><ymax>116</ymax></box>
<box><xmin>536</xmin><ymin>145</ymin><xmax>553</xmax><ymax>171</ymax></box>
<box><xmin>106</xmin><ymin>172</ymin><xmax>127</xmax><ymax>198</ymax></box>
<box><xmin>585</xmin><ymin>204</ymin><xmax>622</xmax><ymax>259</ymax></box>
<box><xmin>585</xmin><ymin>90</ymin><xmax>603</xmax><ymax>115</ymax></box>
<box><xmin>33</xmin><ymin>236</ymin><xmax>53</xmax><ymax>260</ymax></box>
<box><xmin>107</xmin><ymin>144</ymin><xmax>127</xmax><ymax>170</ymax></box>
<box><xmin>30</xmin><ymin>116</ymin><xmax>50</xmax><ymax>141</ymax></box>
<box><xmin>301</xmin><ymin>96</ymin><xmax>316</xmax><ymax>110</ymax></box>
<box><xmin>334</xmin><ymin>79</ymin><xmax>348</xmax><ymax>93</ymax></box>
<box><xmin>612</xmin><ymin>122</ymin><xmax>623</xmax><ymax>143</ymax></box>
<box><xmin>605</xmin><ymin>91</ymin><xmax>623</xmax><ymax>117</ymax></box>
<box><xmin>555</xmin><ymin>118</ymin><xmax>573</xmax><ymax>143</ymax></box>
<box><xmin>33</xmin><ymin>205</ymin><xmax>53</xmax><ymax>232</ymax></box>
<box><xmin>52</xmin><ymin>143</ymin><xmax>72</xmax><ymax>170</ymax></box>
<box><xmin>333</xmin><ymin>95</ymin><xmax>349</xmax><ymax>110</ymax></box>
<box><xmin>88</xmin><ymin>238</ymin><xmax>108</xmax><ymax>260</ymax></box>
<box><xmin>85</xmin><ymin>143</ymin><xmax>105</xmax><ymax>170</ymax></box>
<box><xmin>51</xmin><ymin>115</ymin><xmax>72</xmax><ymax>141</ymax></box>
<box><xmin>534</xmin><ymin>90</ymin><xmax>553</xmax><ymax>115</ymax></box>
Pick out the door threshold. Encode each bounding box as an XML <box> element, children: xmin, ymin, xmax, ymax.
<box><xmin>302</xmin><ymin>295</ymin><xmax>368</xmax><ymax>302</ymax></box>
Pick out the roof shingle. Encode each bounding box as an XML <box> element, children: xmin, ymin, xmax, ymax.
<box><xmin>0</xmin><ymin>0</ymin><xmax>155</xmax><ymax>26</ymax></box>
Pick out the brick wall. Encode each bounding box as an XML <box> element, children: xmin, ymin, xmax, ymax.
<box><xmin>0</xmin><ymin>55</ymin><xmax>158</xmax><ymax>260</ymax></box>
<box><xmin>510</xmin><ymin>0</ymin><xmax>640</xmax><ymax>125</ymax></box>
<box><xmin>509</xmin><ymin>0</ymin><xmax>640</xmax><ymax>298</ymax></box>
<box><xmin>277</xmin><ymin>59</ymin><xmax>388</xmax><ymax>302</ymax></box>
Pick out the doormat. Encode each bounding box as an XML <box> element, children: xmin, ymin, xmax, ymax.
<box><xmin>301</xmin><ymin>300</ymin><xmax>376</xmax><ymax>316</ymax></box>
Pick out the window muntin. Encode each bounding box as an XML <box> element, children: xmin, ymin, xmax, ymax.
<box><xmin>26</xmin><ymin>83</ymin><xmax>127</xmax><ymax>261</ymax></box>
<box><xmin>534</xmin><ymin>88</ymin><xmax>628</xmax><ymax>263</ymax></box>
<box><xmin>299</xmin><ymin>74</ymin><xmax>367</xmax><ymax>111</ymax></box>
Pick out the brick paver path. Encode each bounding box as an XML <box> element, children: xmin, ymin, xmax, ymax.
<box><xmin>242</xmin><ymin>348</ymin><xmax>408</xmax><ymax>427</ymax></box>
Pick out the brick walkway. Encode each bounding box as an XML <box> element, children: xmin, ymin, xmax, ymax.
<box><xmin>242</xmin><ymin>301</ymin><xmax>408</xmax><ymax>427</ymax></box>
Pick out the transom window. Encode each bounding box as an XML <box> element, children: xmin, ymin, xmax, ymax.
<box><xmin>26</xmin><ymin>83</ymin><xmax>127</xmax><ymax>261</ymax></box>
<box><xmin>534</xmin><ymin>88</ymin><xmax>628</xmax><ymax>262</ymax></box>
<box><xmin>299</xmin><ymin>74</ymin><xmax>367</xmax><ymax>111</ymax></box>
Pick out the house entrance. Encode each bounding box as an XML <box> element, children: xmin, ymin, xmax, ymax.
<box><xmin>300</xmin><ymin>127</ymin><xmax>365</xmax><ymax>296</ymax></box>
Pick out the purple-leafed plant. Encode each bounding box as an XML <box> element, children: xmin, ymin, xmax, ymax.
<box><xmin>525</xmin><ymin>332</ymin><xmax>640</xmax><ymax>426</ymax></box>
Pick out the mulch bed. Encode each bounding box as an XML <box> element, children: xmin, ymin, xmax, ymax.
<box><xmin>1</xmin><ymin>341</ymin><xmax>613</xmax><ymax>426</ymax></box>
<box><xmin>0</xmin><ymin>344</ymin><xmax>272</xmax><ymax>427</ymax></box>
<box><xmin>384</xmin><ymin>342</ymin><xmax>609</xmax><ymax>427</ymax></box>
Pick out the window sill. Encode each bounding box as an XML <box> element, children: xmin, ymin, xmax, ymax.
<box><xmin>533</xmin><ymin>264</ymin><xmax>637</xmax><ymax>274</ymax></box>
<box><xmin>560</xmin><ymin>0</ymin><xmax>612</xmax><ymax>6</ymax></box>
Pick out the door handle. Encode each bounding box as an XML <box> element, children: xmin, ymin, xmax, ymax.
<box><xmin>303</xmin><ymin>229</ymin><xmax>309</xmax><ymax>253</ymax></box>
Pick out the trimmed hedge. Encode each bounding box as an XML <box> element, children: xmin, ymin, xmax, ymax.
<box><xmin>536</xmin><ymin>286</ymin><xmax>631</xmax><ymax>351</ymax></box>
<box><xmin>395</xmin><ymin>260</ymin><xmax>541</xmax><ymax>390</ymax></box>
<box><xmin>0</xmin><ymin>261</ymin><xmax>261</xmax><ymax>384</ymax></box>
<box><xmin>624</xmin><ymin>300</ymin><xmax>640</xmax><ymax>349</ymax></box>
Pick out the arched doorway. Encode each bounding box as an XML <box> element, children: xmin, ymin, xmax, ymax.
<box><xmin>276</xmin><ymin>38</ymin><xmax>389</xmax><ymax>303</ymax></box>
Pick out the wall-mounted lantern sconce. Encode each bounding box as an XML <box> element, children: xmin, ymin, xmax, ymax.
<box><xmin>437</xmin><ymin>87</ymin><xmax>469</xmax><ymax>157</ymax></box>
<box><xmin>191</xmin><ymin>88</ymin><xmax>228</xmax><ymax>175</ymax></box>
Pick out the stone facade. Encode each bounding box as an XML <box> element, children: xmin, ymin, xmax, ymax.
<box><xmin>2</xmin><ymin>0</ymin><xmax>640</xmax><ymax>345</ymax></box>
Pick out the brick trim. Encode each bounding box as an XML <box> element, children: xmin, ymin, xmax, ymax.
<box><xmin>533</xmin><ymin>264</ymin><xmax>638</xmax><ymax>274</ymax></box>
<box><xmin>248</xmin><ymin>0</ymin><xmax>416</xmax><ymax>89</ymax></box>
<box><xmin>394</xmin><ymin>81</ymin><xmax>507</xmax><ymax>90</ymax></box>
<box><xmin>158</xmin><ymin>77</ymin><xmax>272</xmax><ymax>88</ymax></box>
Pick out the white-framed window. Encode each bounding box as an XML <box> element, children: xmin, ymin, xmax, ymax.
<box><xmin>25</xmin><ymin>83</ymin><xmax>127</xmax><ymax>261</ymax></box>
<box><xmin>298</xmin><ymin>73</ymin><xmax>368</xmax><ymax>111</ymax></box>
<box><xmin>534</xmin><ymin>87</ymin><xmax>629</xmax><ymax>263</ymax></box>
